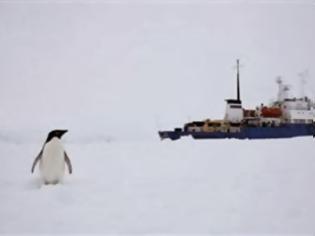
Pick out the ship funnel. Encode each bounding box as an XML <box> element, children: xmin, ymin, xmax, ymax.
<box><xmin>236</xmin><ymin>59</ymin><xmax>240</xmax><ymax>101</ymax></box>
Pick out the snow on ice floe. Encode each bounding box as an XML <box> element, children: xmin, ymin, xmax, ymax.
<box><xmin>0</xmin><ymin>138</ymin><xmax>315</xmax><ymax>233</ymax></box>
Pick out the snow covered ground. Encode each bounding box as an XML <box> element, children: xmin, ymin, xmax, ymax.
<box><xmin>1</xmin><ymin>136</ymin><xmax>315</xmax><ymax>234</ymax></box>
<box><xmin>1</xmin><ymin>1</ymin><xmax>315</xmax><ymax>234</ymax></box>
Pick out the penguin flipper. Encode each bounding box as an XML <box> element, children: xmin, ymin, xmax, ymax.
<box><xmin>64</xmin><ymin>152</ymin><xmax>72</xmax><ymax>174</ymax></box>
<box><xmin>31</xmin><ymin>150</ymin><xmax>42</xmax><ymax>173</ymax></box>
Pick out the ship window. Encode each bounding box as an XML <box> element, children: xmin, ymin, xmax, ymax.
<box><xmin>193</xmin><ymin>122</ymin><xmax>205</xmax><ymax>127</ymax></box>
<box><xmin>208</xmin><ymin>123</ymin><xmax>220</xmax><ymax>127</ymax></box>
<box><xmin>231</xmin><ymin>105</ymin><xmax>242</xmax><ymax>109</ymax></box>
<box><xmin>294</xmin><ymin>119</ymin><xmax>305</xmax><ymax>123</ymax></box>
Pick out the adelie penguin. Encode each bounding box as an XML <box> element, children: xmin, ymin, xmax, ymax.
<box><xmin>31</xmin><ymin>129</ymin><xmax>72</xmax><ymax>185</ymax></box>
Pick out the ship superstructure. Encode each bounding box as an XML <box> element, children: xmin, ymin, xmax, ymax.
<box><xmin>159</xmin><ymin>60</ymin><xmax>315</xmax><ymax>140</ymax></box>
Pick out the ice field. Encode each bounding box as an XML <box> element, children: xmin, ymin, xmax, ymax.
<box><xmin>1</xmin><ymin>136</ymin><xmax>315</xmax><ymax>233</ymax></box>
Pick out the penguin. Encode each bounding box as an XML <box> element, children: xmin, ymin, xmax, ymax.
<box><xmin>31</xmin><ymin>129</ymin><xmax>72</xmax><ymax>185</ymax></box>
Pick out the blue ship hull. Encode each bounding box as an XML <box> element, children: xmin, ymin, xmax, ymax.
<box><xmin>159</xmin><ymin>124</ymin><xmax>315</xmax><ymax>140</ymax></box>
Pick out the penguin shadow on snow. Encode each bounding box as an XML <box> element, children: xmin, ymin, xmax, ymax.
<box><xmin>30</xmin><ymin>129</ymin><xmax>73</xmax><ymax>188</ymax></box>
<box><xmin>26</xmin><ymin>176</ymin><xmax>72</xmax><ymax>190</ymax></box>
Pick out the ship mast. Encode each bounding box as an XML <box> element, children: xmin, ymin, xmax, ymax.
<box><xmin>224</xmin><ymin>59</ymin><xmax>244</xmax><ymax>123</ymax></box>
<box><xmin>236</xmin><ymin>59</ymin><xmax>240</xmax><ymax>101</ymax></box>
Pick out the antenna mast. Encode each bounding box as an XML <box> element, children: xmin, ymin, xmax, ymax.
<box><xmin>236</xmin><ymin>59</ymin><xmax>240</xmax><ymax>101</ymax></box>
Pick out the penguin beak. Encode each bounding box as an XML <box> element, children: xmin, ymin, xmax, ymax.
<box><xmin>61</xmin><ymin>130</ymin><xmax>68</xmax><ymax>136</ymax></box>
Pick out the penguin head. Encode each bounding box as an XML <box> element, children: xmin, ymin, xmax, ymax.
<box><xmin>46</xmin><ymin>129</ymin><xmax>68</xmax><ymax>143</ymax></box>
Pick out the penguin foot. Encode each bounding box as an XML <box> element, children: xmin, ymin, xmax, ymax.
<box><xmin>43</xmin><ymin>180</ymin><xmax>59</xmax><ymax>185</ymax></box>
<box><xmin>51</xmin><ymin>180</ymin><xmax>59</xmax><ymax>185</ymax></box>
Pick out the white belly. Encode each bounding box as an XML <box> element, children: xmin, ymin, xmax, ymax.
<box><xmin>39</xmin><ymin>138</ymin><xmax>65</xmax><ymax>184</ymax></box>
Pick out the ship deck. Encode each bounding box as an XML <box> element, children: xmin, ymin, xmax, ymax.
<box><xmin>159</xmin><ymin>123</ymin><xmax>315</xmax><ymax>141</ymax></box>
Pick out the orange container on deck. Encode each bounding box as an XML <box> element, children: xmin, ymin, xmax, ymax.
<box><xmin>261</xmin><ymin>107</ymin><xmax>282</xmax><ymax>118</ymax></box>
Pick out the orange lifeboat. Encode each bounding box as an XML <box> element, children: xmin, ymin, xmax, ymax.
<box><xmin>261</xmin><ymin>107</ymin><xmax>282</xmax><ymax>118</ymax></box>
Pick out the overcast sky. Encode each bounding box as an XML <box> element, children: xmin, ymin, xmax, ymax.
<box><xmin>0</xmin><ymin>0</ymin><xmax>314</xmax><ymax>140</ymax></box>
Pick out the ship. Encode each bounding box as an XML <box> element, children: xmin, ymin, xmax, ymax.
<box><xmin>158</xmin><ymin>60</ymin><xmax>315</xmax><ymax>141</ymax></box>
